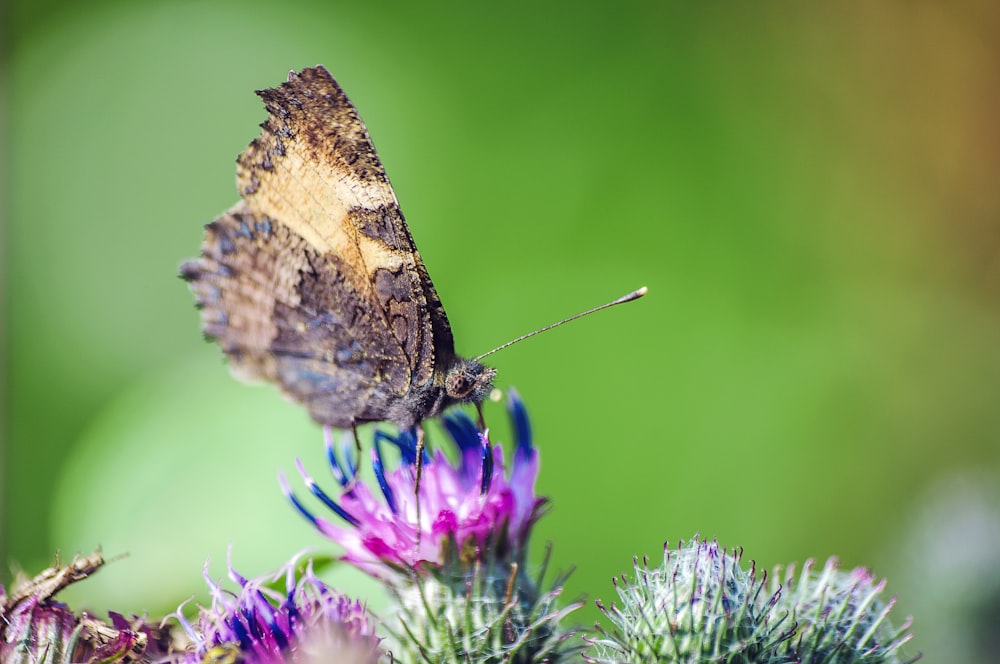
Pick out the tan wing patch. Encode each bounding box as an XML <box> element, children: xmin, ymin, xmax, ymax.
<box><xmin>233</xmin><ymin>66</ymin><xmax>441</xmax><ymax>387</ymax></box>
<box><xmin>237</xmin><ymin>141</ymin><xmax>405</xmax><ymax>291</ymax></box>
<box><xmin>237</xmin><ymin>68</ymin><xmax>404</xmax><ymax>295</ymax></box>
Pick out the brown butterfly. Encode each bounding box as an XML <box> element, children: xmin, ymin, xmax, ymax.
<box><xmin>182</xmin><ymin>66</ymin><xmax>644</xmax><ymax>475</ymax></box>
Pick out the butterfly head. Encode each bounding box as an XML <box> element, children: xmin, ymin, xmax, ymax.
<box><xmin>445</xmin><ymin>359</ymin><xmax>497</xmax><ymax>405</ymax></box>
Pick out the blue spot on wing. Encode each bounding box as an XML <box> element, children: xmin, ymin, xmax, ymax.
<box><xmin>307</xmin><ymin>313</ymin><xmax>345</xmax><ymax>328</ymax></box>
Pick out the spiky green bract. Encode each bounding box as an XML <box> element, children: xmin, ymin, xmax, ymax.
<box><xmin>585</xmin><ymin>538</ymin><xmax>918</xmax><ymax>664</ymax></box>
<box><xmin>385</xmin><ymin>542</ymin><xmax>583</xmax><ymax>663</ymax></box>
<box><xmin>767</xmin><ymin>558</ymin><xmax>918</xmax><ymax>664</ymax></box>
<box><xmin>380</xmin><ymin>393</ymin><xmax>582</xmax><ymax>662</ymax></box>
<box><xmin>585</xmin><ymin>537</ymin><xmax>788</xmax><ymax>664</ymax></box>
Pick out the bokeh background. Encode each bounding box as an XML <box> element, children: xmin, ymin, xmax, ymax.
<box><xmin>4</xmin><ymin>1</ymin><xmax>1000</xmax><ymax>660</ymax></box>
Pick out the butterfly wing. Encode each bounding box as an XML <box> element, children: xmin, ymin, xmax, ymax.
<box><xmin>183</xmin><ymin>66</ymin><xmax>455</xmax><ymax>428</ymax></box>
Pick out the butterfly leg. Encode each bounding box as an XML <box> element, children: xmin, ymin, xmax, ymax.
<box><xmin>475</xmin><ymin>401</ymin><xmax>487</xmax><ymax>432</ymax></box>
<box><xmin>414</xmin><ymin>423</ymin><xmax>425</xmax><ymax>544</ymax></box>
<box><xmin>342</xmin><ymin>420</ymin><xmax>362</xmax><ymax>493</ymax></box>
<box><xmin>474</xmin><ymin>400</ymin><xmax>492</xmax><ymax>450</ymax></box>
<box><xmin>414</xmin><ymin>423</ymin><xmax>425</xmax><ymax>489</ymax></box>
<box><xmin>351</xmin><ymin>420</ymin><xmax>362</xmax><ymax>455</ymax></box>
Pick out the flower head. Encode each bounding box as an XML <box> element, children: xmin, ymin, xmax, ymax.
<box><xmin>0</xmin><ymin>551</ymin><xmax>151</xmax><ymax>664</ymax></box>
<box><xmin>768</xmin><ymin>557</ymin><xmax>917</xmax><ymax>663</ymax></box>
<box><xmin>172</xmin><ymin>550</ymin><xmax>380</xmax><ymax>664</ymax></box>
<box><xmin>283</xmin><ymin>390</ymin><xmax>582</xmax><ymax>662</ymax></box>
<box><xmin>586</xmin><ymin>536</ymin><xmax>786</xmax><ymax>663</ymax></box>
<box><xmin>586</xmin><ymin>536</ymin><xmax>917</xmax><ymax>664</ymax></box>
<box><xmin>282</xmin><ymin>389</ymin><xmax>546</xmax><ymax>576</ymax></box>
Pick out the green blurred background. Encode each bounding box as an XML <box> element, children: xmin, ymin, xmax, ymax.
<box><xmin>4</xmin><ymin>1</ymin><xmax>1000</xmax><ymax>659</ymax></box>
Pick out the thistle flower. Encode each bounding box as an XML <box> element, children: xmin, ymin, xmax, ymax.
<box><xmin>586</xmin><ymin>537</ymin><xmax>917</xmax><ymax>664</ymax></box>
<box><xmin>0</xmin><ymin>551</ymin><xmax>150</xmax><ymax>664</ymax></box>
<box><xmin>172</xmin><ymin>550</ymin><xmax>381</xmax><ymax>664</ymax></box>
<box><xmin>767</xmin><ymin>558</ymin><xmax>917</xmax><ymax>663</ymax></box>
<box><xmin>283</xmin><ymin>390</ymin><xmax>583</xmax><ymax>662</ymax></box>
<box><xmin>282</xmin><ymin>389</ymin><xmax>546</xmax><ymax>576</ymax></box>
<box><xmin>585</xmin><ymin>537</ymin><xmax>787</xmax><ymax>663</ymax></box>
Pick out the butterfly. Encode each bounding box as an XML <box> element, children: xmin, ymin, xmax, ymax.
<box><xmin>182</xmin><ymin>66</ymin><xmax>645</xmax><ymax>479</ymax></box>
<box><xmin>182</xmin><ymin>66</ymin><xmax>495</xmax><ymax>445</ymax></box>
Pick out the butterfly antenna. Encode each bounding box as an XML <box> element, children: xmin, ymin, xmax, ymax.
<box><xmin>474</xmin><ymin>286</ymin><xmax>647</xmax><ymax>361</ymax></box>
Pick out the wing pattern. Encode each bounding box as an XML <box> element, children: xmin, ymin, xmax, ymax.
<box><xmin>183</xmin><ymin>66</ymin><xmax>457</xmax><ymax>428</ymax></box>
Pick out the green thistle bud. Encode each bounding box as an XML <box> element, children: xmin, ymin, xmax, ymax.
<box><xmin>586</xmin><ymin>537</ymin><xmax>787</xmax><ymax>663</ymax></box>
<box><xmin>586</xmin><ymin>538</ymin><xmax>917</xmax><ymax>664</ymax></box>
<box><xmin>767</xmin><ymin>558</ymin><xmax>917</xmax><ymax>664</ymax></box>
<box><xmin>385</xmin><ymin>544</ymin><xmax>582</xmax><ymax>663</ymax></box>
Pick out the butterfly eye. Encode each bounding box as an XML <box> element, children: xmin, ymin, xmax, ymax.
<box><xmin>445</xmin><ymin>361</ymin><xmax>497</xmax><ymax>403</ymax></box>
<box><xmin>446</xmin><ymin>373</ymin><xmax>471</xmax><ymax>398</ymax></box>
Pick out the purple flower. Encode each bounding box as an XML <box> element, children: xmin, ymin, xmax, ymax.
<box><xmin>172</xmin><ymin>550</ymin><xmax>380</xmax><ymax>664</ymax></box>
<box><xmin>282</xmin><ymin>389</ymin><xmax>546</xmax><ymax>576</ymax></box>
<box><xmin>282</xmin><ymin>392</ymin><xmax>582</xmax><ymax>661</ymax></box>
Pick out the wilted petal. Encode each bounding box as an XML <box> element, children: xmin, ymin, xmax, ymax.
<box><xmin>0</xmin><ymin>551</ymin><xmax>149</xmax><ymax>664</ymax></box>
